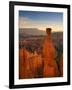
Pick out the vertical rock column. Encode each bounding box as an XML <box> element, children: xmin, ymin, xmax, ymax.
<box><xmin>42</xmin><ymin>28</ymin><xmax>59</xmax><ymax>77</ymax></box>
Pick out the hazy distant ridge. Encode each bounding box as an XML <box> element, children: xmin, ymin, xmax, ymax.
<box><xmin>19</xmin><ymin>28</ymin><xmax>63</xmax><ymax>37</ymax></box>
<box><xmin>19</xmin><ymin>28</ymin><xmax>46</xmax><ymax>36</ymax></box>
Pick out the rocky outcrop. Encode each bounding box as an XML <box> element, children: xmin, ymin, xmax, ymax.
<box><xmin>42</xmin><ymin>28</ymin><xmax>59</xmax><ymax>77</ymax></box>
<box><xmin>19</xmin><ymin>48</ymin><xmax>43</xmax><ymax>79</ymax></box>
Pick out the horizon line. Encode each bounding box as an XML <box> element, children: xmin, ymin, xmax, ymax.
<box><xmin>19</xmin><ymin>28</ymin><xmax>63</xmax><ymax>32</ymax></box>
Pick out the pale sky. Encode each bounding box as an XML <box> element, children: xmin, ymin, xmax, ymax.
<box><xmin>19</xmin><ymin>11</ymin><xmax>63</xmax><ymax>32</ymax></box>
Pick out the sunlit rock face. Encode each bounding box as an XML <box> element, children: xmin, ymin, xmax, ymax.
<box><xmin>19</xmin><ymin>48</ymin><xmax>31</xmax><ymax>79</ymax></box>
<box><xmin>42</xmin><ymin>28</ymin><xmax>59</xmax><ymax>77</ymax></box>
<box><xmin>19</xmin><ymin>48</ymin><xmax>43</xmax><ymax>79</ymax></box>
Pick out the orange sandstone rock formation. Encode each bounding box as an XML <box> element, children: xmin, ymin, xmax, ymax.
<box><xmin>42</xmin><ymin>28</ymin><xmax>59</xmax><ymax>77</ymax></box>
<box><xmin>19</xmin><ymin>48</ymin><xmax>43</xmax><ymax>79</ymax></box>
<box><xmin>28</xmin><ymin>54</ymin><xmax>43</xmax><ymax>78</ymax></box>
<box><xmin>19</xmin><ymin>48</ymin><xmax>32</xmax><ymax>79</ymax></box>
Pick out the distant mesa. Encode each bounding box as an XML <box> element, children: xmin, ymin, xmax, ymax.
<box><xmin>19</xmin><ymin>28</ymin><xmax>46</xmax><ymax>36</ymax></box>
